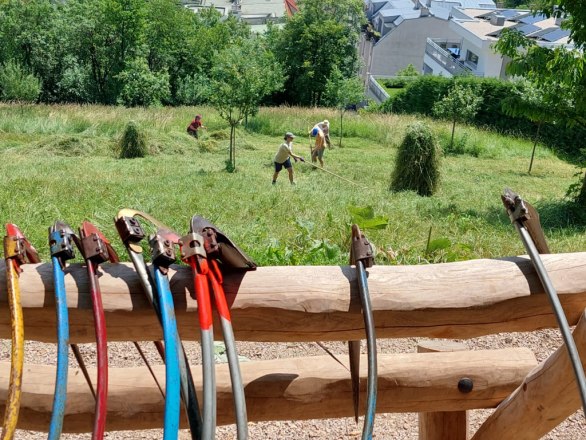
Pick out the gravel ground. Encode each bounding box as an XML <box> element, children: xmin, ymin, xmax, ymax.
<box><xmin>3</xmin><ymin>327</ymin><xmax>585</xmax><ymax>439</ymax></box>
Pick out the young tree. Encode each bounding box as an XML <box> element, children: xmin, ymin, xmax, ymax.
<box><xmin>432</xmin><ymin>81</ymin><xmax>483</xmax><ymax>150</ymax></box>
<box><xmin>494</xmin><ymin>3</ymin><xmax>586</xmax><ymax>206</ymax></box>
<box><xmin>502</xmin><ymin>80</ymin><xmax>567</xmax><ymax>174</ymax></box>
<box><xmin>209</xmin><ymin>37</ymin><xmax>284</xmax><ymax>171</ymax></box>
<box><xmin>495</xmin><ymin>28</ymin><xmax>585</xmax><ymax>128</ymax></box>
<box><xmin>323</xmin><ymin>66</ymin><xmax>364</xmax><ymax>147</ymax></box>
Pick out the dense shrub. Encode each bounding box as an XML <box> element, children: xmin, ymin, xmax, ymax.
<box><xmin>381</xmin><ymin>75</ymin><xmax>451</xmax><ymax>115</ymax></box>
<box><xmin>175</xmin><ymin>74</ymin><xmax>212</xmax><ymax>105</ymax></box>
<box><xmin>56</xmin><ymin>56</ymin><xmax>92</xmax><ymax>103</ymax></box>
<box><xmin>391</xmin><ymin>121</ymin><xmax>440</xmax><ymax>196</ymax></box>
<box><xmin>567</xmin><ymin>168</ymin><xmax>586</xmax><ymax>210</ymax></box>
<box><xmin>383</xmin><ymin>78</ymin><xmax>407</xmax><ymax>88</ymax></box>
<box><xmin>0</xmin><ymin>61</ymin><xmax>42</xmax><ymax>103</ymax></box>
<box><xmin>118</xmin><ymin>121</ymin><xmax>147</xmax><ymax>159</ymax></box>
<box><xmin>379</xmin><ymin>75</ymin><xmax>586</xmax><ymax>156</ymax></box>
<box><xmin>116</xmin><ymin>58</ymin><xmax>170</xmax><ymax>107</ymax></box>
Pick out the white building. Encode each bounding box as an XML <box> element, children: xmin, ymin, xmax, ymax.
<box><xmin>423</xmin><ymin>8</ymin><xmax>573</xmax><ymax>78</ymax></box>
<box><xmin>360</xmin><ymin>0</ymin><xmax>495</xmax><ymax>102</ymax></box>
<box><xmin>360</xmin><ymin>0</ymin><xmax>495</xmax><ymax>79</ymax></box>
<box><xmin>182</xmin><ymin>0</ymin><xmax>297</xmax><ymax>31</ymax></box>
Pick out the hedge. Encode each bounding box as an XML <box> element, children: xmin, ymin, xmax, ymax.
<box><xmin>378</xmin><ymin>75</ymin><xmax>586</xmax><ymax>157</ymax></box>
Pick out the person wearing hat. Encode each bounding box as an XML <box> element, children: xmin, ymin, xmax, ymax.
<box><xmin>273</xmin><ymin>132</ymin><xmax>304</xmax><ymax>185</ymax></box>
<box><xmin>309</xmin><ymin>124</ymin><xmax>326</xmax><ymax>167</ymax></box>
<box><xmin>318</xmin><ymin>119</ymin><xmax>331</xmax><ymax>149</ymax></box>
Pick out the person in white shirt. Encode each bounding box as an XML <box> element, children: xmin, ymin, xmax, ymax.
<box><xmin>318</xmin><ymin>119</ymin><xmax>331</xmax><ymax>149</ymax></box>
<box><xmin>272</xmin><ymin>132</ymin><xmax>305</xmax><ymax>185</ymax></box>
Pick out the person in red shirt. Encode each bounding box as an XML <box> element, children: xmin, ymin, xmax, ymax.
<box><xmin>187</xmin><ymin>114</ymin><xmax>206</xmax><ymax>139</ymax></box>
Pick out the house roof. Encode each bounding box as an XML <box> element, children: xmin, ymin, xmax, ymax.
<box><xmin>379</xmin><ymin>7</ymin><xmax>420</xmax><ymax>20</ymax></box>
<box><xmin>431</xmin><ymin>0</ymin><xmax>495</xmax><ymax>9</ymax></box>
<box><xmin>372</xmin><ymin>0</ymin><xmax>423</xmax><ymax>23</ymax></box>
<box><xmin>454</xmin><ymin>17</ymin><xmax>516</xmax><ymax>41</ymax></box>
<box><xmin>453</xmin><ymin>8</ymin><xmax>572</xmax><ymax>44</ymax></box>
<box><xmin>370</xmin><ymin>0</ymin><xmax>495</xmax><ymax>25</ymax></box>
<box><xmin>183</xmin><ymin>0</ymin><xmax>295</xmax><ymax>18</ymax></box>
<box><xmin>456</xmin><ymin>7</ymin><xmax>497</xmax><ymax>18</ymax></box>
<box><xmin>284</xmin><ymin>0</ymin><xmax>298</xmax><ymax>17</ymax></box>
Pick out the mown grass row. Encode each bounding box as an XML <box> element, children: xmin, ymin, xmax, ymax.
<box><xmin>0</xmin><ymin>104</ymin><xmax>582</xmax><ymax>267</ymax></box>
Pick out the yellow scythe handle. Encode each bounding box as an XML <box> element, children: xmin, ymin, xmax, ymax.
<box><xmin>2</xmin><ymin>243</ymin><xmax>24</xmax><ymax>440</ymax></box>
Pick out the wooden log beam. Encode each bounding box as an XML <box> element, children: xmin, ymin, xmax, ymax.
<box><xmin>0</xmin><ymin>252</ymin><xmax>585</xmax><ymax>343</ymax></box>
<box><xmin>0</xmin><ymin>348</ymin><xmax>536</xmax><ymax>433</ymax></box>
<box><xmin>471</xmin><ymin>310</ymin><xmax>586</xmax><ymax>440</ymax></box>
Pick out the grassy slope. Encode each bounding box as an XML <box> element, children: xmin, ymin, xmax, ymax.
<box><xmin>0</xmin><ymin>103</ymin><xmax>583</xmax><ymax>267</ymax></box>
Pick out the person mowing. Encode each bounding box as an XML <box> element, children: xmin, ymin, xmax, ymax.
<box><xmin>273</xmin><ymin>132</ymin><xmax>304</xmax><ymax>185</ymax></box>
<box><xmin>318</xmin><ymin>119</ymin><xmax>331</xmax><ymax>149</ymax></box>
<box><xmin>186</xmin><ymin>114</ymin><xmax>206</xmax><ymax>139</ymax></box>
<box><xmin>310</xmin><ymin>124</ymin><xmax>326</xmax><ymax>167</ymax></box>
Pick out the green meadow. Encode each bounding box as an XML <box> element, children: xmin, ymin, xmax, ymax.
<box><xmin>0</xmin><ymin>103</ymin><xmax>583</xmax><ymax>266</ymax></box>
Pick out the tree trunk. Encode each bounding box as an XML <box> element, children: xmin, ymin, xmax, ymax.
<box><xmin>528</xmin><ymin>120</ymin><xmax>542</xmax><ymax>174</ymax></box>
<box><xmin>450</xmin><ymin>119</ymin><xmax>456</xmax><ymax>149</ymax></box>
<box><xmin>339</xmin><ymin>110</ymin><xmax>343</xmax><ymax>148</ymax></box>
<box><xmin>578</xmin><ymin>171</ymin><xmax>586</xmax><ymax>208</ymax></box>
<box><xmin>228</xmin><ymin>125</ymin><xmax>233</xmax><ymax>167</ymax></box>
<box><xmin>230</xmin><ymin>124</ymin><xmax>236</xmax><ymax>171</ymax></box>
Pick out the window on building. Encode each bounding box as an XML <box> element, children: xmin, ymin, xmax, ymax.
<box><xmin>465</xmin><ymin>50</ymin><xmax>479</xmax><ymax>67</ymax></box>
<box><xmin>423</xmin><ymin>63</ymin><xmax>432</xmax><ymax>75</ymax></box>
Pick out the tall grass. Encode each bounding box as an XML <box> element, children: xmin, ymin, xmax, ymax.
<box><xmin>0</xmin><ymin>104</ymin><xmax>582</xmax><ymax>267</ymax></box>
<box><xmin>246</xmin><ymin>106</ymin><xmax>423</xmax><ymax>148</ymax></box>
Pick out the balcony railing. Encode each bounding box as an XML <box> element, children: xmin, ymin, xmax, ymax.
<box><xmin>425</xmin><ymin>38</ymin><xmax>474</xmax><ymax>77</ymax></box>
<box><xmin>367</xmin><ymin>75</ymin><xmax>390</xmax><ymax>104</ymax></box>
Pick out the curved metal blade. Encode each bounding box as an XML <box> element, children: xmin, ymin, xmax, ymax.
<box><xmin>115</xmin><ymin>209</ymin><xmax>180</xmax><ymax>253</ymax></box>
<box><xmin>350</xmin><ymin>224</ymin><xmax>377</xmax><ymax>439</ymax></box>
<box><xmin>501</xmin><ymin>188</ymin><xmax>550</xmax><ymax>254</ymax></box>
<box><xmin>49</xmin><ymin>220</ymin><xmax>75</xmax><ymax>236</ymax></box>
<box><xmin>80</xmin><ymin>221</ymin><xmax>120</xmax><ymax>263</ymax></box>
<box><xmin>115</xmin><ymin>209</ymin><xmax>175</xmax><ymax>231</ymax></box>
<box><xmin>348</xmin><ymin>340</ymin><xmax>361</xmax><ymax>423</ymax></box>
<box><xmin>157</xmin><ymin>228</ymin><xmax>181</xmax><ymax>245</ymax></box>
<box><xmin>190</xmin><ymin>216</ymin><xmax>257</xmax><ymax>270</ymax></box>
<box><xmin>5</xmin><ymin>223</ymin><xmax>41</xmax><ymax>264</ymax></box>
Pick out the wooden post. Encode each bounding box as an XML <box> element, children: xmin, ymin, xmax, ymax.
<box><xmin>418</xmin><ymin>341</ymin><xmax>470</xmax><ymax>440</ymax></box>
<box><xmin>471</xmin><ymin>309</ymin><xmax>586</xmax><ymax>440</ymax></box>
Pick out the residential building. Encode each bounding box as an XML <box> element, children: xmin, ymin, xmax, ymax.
<box><xmin>182</xmin><ymin>0</ymin><xmax>297</xmax><ymax>31</ymax></box>
<box><xmin>423</xmin><ymin>8</ymin><xmax>573</xmax><ymax>78</ymax></box>
<box><xmin>360</xmin><ymin>0</ymin><xmax>495</xmax><ymax>80</ymax></box>
<box><xmin>361</xmin><ymin>0</ymin><xmax>495</xmax><ymax>102</ymax></box>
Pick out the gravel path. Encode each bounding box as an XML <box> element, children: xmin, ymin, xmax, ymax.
<box><xmin>4</xmin><ymin>327</ymin><xmax>585</xmax><ymax>439</ymax></box>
